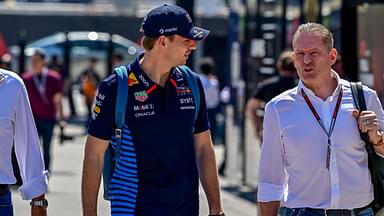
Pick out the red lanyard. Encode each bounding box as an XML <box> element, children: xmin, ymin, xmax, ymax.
<box><xmin>301</xmin><ymin>87</ymin><xmax>343</xmax><ymax>169</ymax></box>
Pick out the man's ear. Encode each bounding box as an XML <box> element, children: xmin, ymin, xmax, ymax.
<box><xmin>158</xmin><ymin>36</ymin><xmax>167</xmax><ymax>47</ymax></box>
<box><xmin>330</xmin><ymin>48</ymin><xmax>337</xmax><ymax>65</ymax></box>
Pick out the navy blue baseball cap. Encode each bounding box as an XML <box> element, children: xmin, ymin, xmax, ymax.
<box><xmin>140</xmin><ymin>4</ymin><xmax>210</xmax><ymax>40</ymax></box>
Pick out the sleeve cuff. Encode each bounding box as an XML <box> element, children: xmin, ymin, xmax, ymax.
<box><xmin>257</xmin><ymin>182</ymin><xmax>284</xmax><ymax>202</ymax></box>
<box><xmin>18</xmin><ymin>171</ymin><xmax>49</xmax><ymax>200</ymax></box>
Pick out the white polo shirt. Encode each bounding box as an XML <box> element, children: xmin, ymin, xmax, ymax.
<box><xmin>258</xmin><ymin>74</ymin><xmax>384</xmax><ymax>209</ymax></box>
<box><xmin>0</xmin><ymin>69</ymin><xmax>48</xmax><ymax>200</ymax></box>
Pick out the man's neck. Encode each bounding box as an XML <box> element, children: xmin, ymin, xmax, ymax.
<box><xmin>139</xmin><ymin>53</ymin><xmax>174</xmax><ymax>87</ymax></box>
<box><xmin>304</xmin><ymin>73</ymin><xmax>338</xmax><ymax>100</ymax></box>
<box><xmin>33</xmin><ymin>67</ymin><xmax>43</xmax><ymax>76</ymax></box>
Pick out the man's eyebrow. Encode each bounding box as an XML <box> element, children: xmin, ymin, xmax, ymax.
<box><xmin>295</xmin><ymin>48</ymin><xmax>321</xmax><ymax>52</ymax></box>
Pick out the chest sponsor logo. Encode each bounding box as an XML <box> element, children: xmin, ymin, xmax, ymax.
<box><xmin>92</xmin><ymin>93</ymin><xmax>106</xmax><ymax>120</ymax></box>
<box><xmin>180</xmin><ymin>97</ymin><xmax>193</xmax><ymax>104</ymax></box>
<box><xmin>91</xmin><ymin>112</ymin><xmax>98</xmax><ymax>120</ymax></box>
<box><xmin>128</xmin><ymin>72</ymin><xmax>139</xmax><ymax>86</ymax></box>
<box><xmin>176</xmin><ymin>85</ymin><xmax>192</xmax><ymax>95</ymax></box>
<box><xmin>134</xmin><ymin>91</ymin><xmax>148</xmax><ymax>102</ymax></box>
<box><xmin>138</xmin><ymin>74</ymin><xmax>150</xmax><ymax>87</ymax></box>
<box><xmin>180</xmin><ymin>106</ymin><xmax>195</xmax><ymax>110</ymax></box>
<box><xmin>175</xmin><ymin>69</ymin><xmax>183</xmax><ymax>81</ymax></box>
<box><xmin>95</xmin><ymin>99</ymin><xmax>103</xmax><ymax>106</ymax></box>
<box><xmin>134</xmin><ymin>111</ymin><xmax>155</xmax><ymax>118</ymax></box>
<box><xmin>134</xmin><ymin>104</ymin><xmax>154</xmax><ymax>111</ymax></box>
<box><xmin>180</xmin><ymin>97</ymin><xmax>195</xmax><ymax>110</ymax></box>
<box><xmin>93</xmin><ymin>106</ymin><xmax>101</xmax><ymax>114</ymax></box>
<box><xmin>135</xmin><ymin>110</ymin><xmax>155</xmax><ymax>118</ymax></box>
<box><xmin>98</xmin><ymin>94</ymin><xmax>105</xmax><ymax>100</ymax></box>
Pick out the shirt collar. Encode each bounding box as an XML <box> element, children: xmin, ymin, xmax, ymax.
<box><xmin>130</xmin><ymin>53</ymin><xmax>179</xmax><ymax>90</ymax></box>
<box><xmin>296</xmin><ymin>69</ymin><xmax>343</xmax><ymax>98</ymax></box>
<box><xmin>130</xmin><ymin>53</ymin><xmax>154</xmax><ymax>89</ymax></box>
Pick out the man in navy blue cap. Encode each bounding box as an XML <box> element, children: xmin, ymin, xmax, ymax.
<box><xmin>82</xmin><ymin>4</ymin><xmax>225</xmax><ymax>216</ymax></box>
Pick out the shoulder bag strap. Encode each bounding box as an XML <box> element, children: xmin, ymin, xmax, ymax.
<box><xmin>178</xmin><ymin>65</ymin><xmax>200</xmax><ymax>122</ymax></box>
<box><xmin>350</xmin><ymin>82</ymin><xmax>372</xmax><ymax>149</ymax></box>
<box><xmin>113</xmin><ymin>65</ymin><xmax>129</xmax><ymax>161</ymax></box>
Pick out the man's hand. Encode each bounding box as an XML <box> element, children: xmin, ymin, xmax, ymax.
<box><xmin>31</xmin><ymin>206</ymin><xmax>47</xmax><ymax>216</ymax></box>
<box><xmin>352</xmin><ymin>109</ymin><xmax>384</xmax><ymax>154</ymax></box>
<box><xmin>352</xmin><ymin>109</ymin><xmax>380</xmax><ymax>141</ymax></box>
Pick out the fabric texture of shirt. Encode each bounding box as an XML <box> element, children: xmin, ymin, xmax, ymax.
<box><xmin>0</xmin><ymin>69</ymin><xmax>48</xmax><ymax>200</ymax></box>
<box><xmin>22</xmin><ymin>68</ymin><xmax>62</xmax><ymax>120</ymax></box>
<box><xmin>88</xmin><ymin>57</ymin><xmax>210</xmax><ymax>215</ymax></box>
<box><xmin>258</xmin><ymin>73</ymin><xmax>384</xmax><ymax>209</ymax></box>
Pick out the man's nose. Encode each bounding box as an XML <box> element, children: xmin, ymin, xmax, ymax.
<box><xmin>189</xmin><ymin>40</ymin><xmax>197</xmax><ymax>50</ymax></box>
<box><xmin>303</xmin><ymin>53</ymin><xmax>312</xmax><ymax>64</ymax></box>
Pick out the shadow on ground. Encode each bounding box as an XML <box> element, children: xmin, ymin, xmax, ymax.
<box><xmin>222</xmin><ymin>185</ymin><xmax>257</xmax><ymax>203</ymax></box>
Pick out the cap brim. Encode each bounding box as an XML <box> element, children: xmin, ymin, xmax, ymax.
<box><xmin>180</xmin><ymin>27</ymin><xmax>210</xmax><ymax>41</ymax></box>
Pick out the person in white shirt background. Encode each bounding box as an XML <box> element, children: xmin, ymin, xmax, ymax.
<box><xmin>257</xmin><ymin>22</ymin><xmax>384</xmax><ymax>216</ymax></box>
<box><xmin>0</xmin><ymin>69</ymin><xmax>49</xmax><ymax>216</ymax></box>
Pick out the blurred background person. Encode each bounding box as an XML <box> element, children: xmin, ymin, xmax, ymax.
<box><xmin>0</xmin><ymin>53</ymin><xmax>12</xmax><ymax>71</ymax></box>
<box><xmin>198</xmin><ymin>56</ymin><xmax>221</xmax><ymax>144</ymax></box>
<box><xmin>111</xmin><ymin>52</ymin><xmax>124</xmax><ymax>68</ymax></box>
<box><xmin>47</xmin><ymin>55</ymin><xmax>64</xmax><ymax>77</ymax></box>
<box><xmin>78</xmin><ymin>57</ymin><xmax>100</xmax><ymax>128</ymax></box>
<box><xmin>246</xmin><ymin>50</ymin><xmax>297</xmax><ymax>142</ymax></box>
<box><xmin>332</xmin><ymin>54</ymin><xmax>349</xmax><ymax>80</ymax></box>
<box><xmin>47</xmin><ymin>55</ymin><xmax>72</xmax><ymax>144</ymax></box>
<box><xmin>22</xmin><ymin>48</ymin><xmax>64</xmax><ymax>172</ymax></box>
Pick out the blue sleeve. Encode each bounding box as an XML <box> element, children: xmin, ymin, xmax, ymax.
<box><xmin>87</xmin><ymin>73</ymin><xmax>117</xmax><ymax>140</ymax></box>
<box><xmin>193</xmin><ymin>77</ymin><xmax>210</xmax><ymax>134</ymax></box>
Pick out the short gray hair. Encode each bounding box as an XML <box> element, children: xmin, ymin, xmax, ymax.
<box><xmin>292</xmin><ymin>23</ymin><xmax>334</xmax><ymax>51</ymax></box>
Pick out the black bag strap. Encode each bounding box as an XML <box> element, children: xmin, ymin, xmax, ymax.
<box><xmin>350</xmin><ymin>82</ymin><xmax>371</xmax><ymax>145</ymax></box>
<box><xmin>351</xmin><ymin>82</ymin><xmax>384</xmax><ymax>212</ymax></box>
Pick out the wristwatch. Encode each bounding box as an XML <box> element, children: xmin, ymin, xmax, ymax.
<box><xmin>30</xmin><ymin>199</ymin><xmax>48</xmax><ymax>208</ymax></box>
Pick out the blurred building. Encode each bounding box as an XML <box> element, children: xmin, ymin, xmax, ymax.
<box><xmin>242</xmin><ymin>0</ymin><xmax>384</xmax><ymax>103</ymax></box>
<box><xmin>0</xmin><ymin>0</ymin><xmax>230</xmax><ymax>87</ymax></box>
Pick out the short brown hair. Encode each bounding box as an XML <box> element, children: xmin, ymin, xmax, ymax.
<box><xmin>292</xmin><ymin>23</ymin><xmax>334</xmax><ymax>51</ymax></box>
<box><xmin>141</xmin><ymin>35</ymin><xmax>176</xmax><ymax>51</ymax></box>
<box><xmin>141</xmin><ymin>36</ymin><xmax>157</xmax><ymax>50</ymax></box>
<box><xmin>278</xmin><ymin>50</ymin><xmax>295</xmax><ymax>74</ymax></box>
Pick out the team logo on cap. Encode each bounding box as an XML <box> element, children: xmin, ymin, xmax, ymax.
<box><xmin>192</xmin><ymin>29</ymin><xmax>204</xmax><ymax>39</ymax></box>
<box><xmin>159</xmin><ymin>27</ymin><xmax>178</xmax><ymax>35</ymax></box>
<box><xmin>134</xmin><ymin>91</ymin><xmax>148</xmax><ymax>102</ymax></box>
<box><xmin>128</xmin><ymin>73</ymin><xmax>139</xmax><ymax>86</ymax></box>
